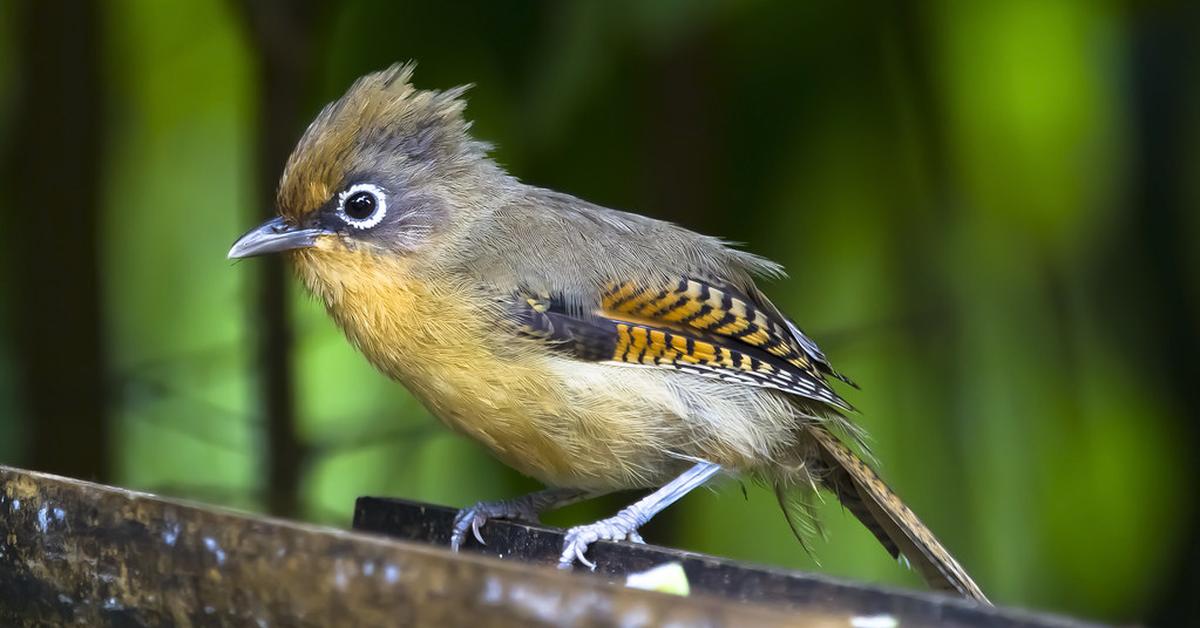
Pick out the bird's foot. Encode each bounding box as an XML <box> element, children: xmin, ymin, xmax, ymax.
<box><xmin>450</xmin><ymin>497</ymin><xmax>541</xmax><ymax>551</ymax></box>
<box><xmin>557</xmin><ymin>507</ymin><xmax>647</xmax><ymax>570</ymax></box>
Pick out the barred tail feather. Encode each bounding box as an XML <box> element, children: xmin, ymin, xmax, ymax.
<box><xmin>797</xmin><ymin>426</ymin><xmax>991</xmax><ymax>603</ymax></box>
<box><xmin>772</xmin><ymin>427</ymin><xmax>988</xmax><ymax>605</ymax></box>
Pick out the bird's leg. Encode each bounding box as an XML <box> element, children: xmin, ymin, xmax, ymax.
<box><xmin>451</xmin><ymin>487</ymin><xmax>597</xmax><ymax>551</ymax></box>
<box><xmin>558</xmin><ymin>461</ymin><xmax>722</xmax><ymax>570</ymax></box>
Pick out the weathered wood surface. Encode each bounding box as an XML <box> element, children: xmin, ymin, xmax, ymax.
<box><xmin>0</xmin><ymin>465</ymin><xmax>840</xmax><ymax>626</ymax></box>
<box><xmin>355</xmin><ymin>497</ymin><xmax>1098</xmax><ymax>628</ymax></box>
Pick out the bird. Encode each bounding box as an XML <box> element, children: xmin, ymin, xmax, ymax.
<box><xmin>228</xmin><ymin>62</ymin><xmax>989</xmax><ymax>603</ymax></box>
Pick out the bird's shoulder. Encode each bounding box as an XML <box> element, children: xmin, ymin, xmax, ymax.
<box><xmin>456</xmin><ymin>186</ymin><xmax>781</xmax><ymax>297</ymax></box>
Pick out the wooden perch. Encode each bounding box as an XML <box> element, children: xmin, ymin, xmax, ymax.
<box><xmin>355</xmin><ymin>497</ymin><xmax>1095</xmax><ymax>628</ymax></box>
<box><xmin>0</xmin><ymin>465</ymin><xmax>1093</xmax><ymax>627</ymax></box>
<box><xmin>0</xmin><ymin>465</ymin><xmax>840</xmax><ymax>626</ymax></box>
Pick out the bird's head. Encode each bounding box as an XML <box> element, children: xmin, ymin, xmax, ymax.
<box><xmin>228</xmin><ymin>63</ymin><xmax>497</xmax><ymax>301</ymax></box>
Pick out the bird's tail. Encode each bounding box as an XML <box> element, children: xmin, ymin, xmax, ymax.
<box><xmin>775</xmin><ymin>425</ymin><xmax>990</xmax><ymax>604</ymax></box>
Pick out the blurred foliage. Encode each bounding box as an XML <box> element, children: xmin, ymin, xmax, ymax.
<box><xmin>2</xmin><ymin>1</ymin><xmax>1198</xmax><ymax>624</ymax></box>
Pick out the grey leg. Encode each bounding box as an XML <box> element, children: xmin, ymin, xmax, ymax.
<box><xmin>450</xmin><ymin>488</ymin><xmax>597</xmax><ymax>551</ymax></box>
<box><xmin>558</xmin><ymin>461</ymin><xmax>722</xmax><ymax>569</ymax></box>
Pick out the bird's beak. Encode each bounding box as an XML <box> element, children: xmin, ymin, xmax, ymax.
<box><xmin>227</xmin><ymin>216</ymin><xmax>332</xmax><ymax>259</ymax></box>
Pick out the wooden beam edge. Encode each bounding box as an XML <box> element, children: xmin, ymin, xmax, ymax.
<box><xmin>0</xmin><ymin>465</ymin><xmax>834</xmax><ymax>627</ymax></box>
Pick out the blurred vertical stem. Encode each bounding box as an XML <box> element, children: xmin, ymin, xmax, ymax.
<box><xmin>235</xmin><ymin>0</ymin><xmax>320</xmax><ymax>517</ymax></box>
<box><xmin>6</xmin><ymin>0</ymin><xmax>109</xmax><ymax>481</ymax></box>
<box><xmin>881</xmin><ymin>0</ymin><xmax>975</xmax><ymax>557</ymax></box>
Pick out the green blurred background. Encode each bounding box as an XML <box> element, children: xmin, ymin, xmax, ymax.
<box><xmin>1</xmin><ymin>0</ymin><xmax>1197</xmax><ymax>624</ymax></box>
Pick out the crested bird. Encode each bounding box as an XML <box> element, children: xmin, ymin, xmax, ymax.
<box><xmin>229</xmin><ymin>63</ymin><xmax>988</xmax><ymax>602</ymax></box>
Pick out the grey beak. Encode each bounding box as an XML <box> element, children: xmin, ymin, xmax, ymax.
<box><xmin>228</xmin><ymin>216</ymin><xmax>331</xmax><ymax>259</ymax></box>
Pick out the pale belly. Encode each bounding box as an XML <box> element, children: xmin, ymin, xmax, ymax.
<box><xmin>401</xmin><ymin>352</ymin><xmax>801</xmax><ymax>490</ymax></box>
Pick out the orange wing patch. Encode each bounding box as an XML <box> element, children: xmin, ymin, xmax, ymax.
<box><xmin>608</xmin><ymin>319</ymin><xmax>850</xmax><ymax>410</ymax></box>
<box><xmin>602</xmin><ymin>280</ymin><xmax>817</xmax><ymax>375</ymax></box>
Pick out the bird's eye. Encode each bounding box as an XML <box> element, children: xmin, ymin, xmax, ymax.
<box><xmin>345</xmin><ymin>192</ymin><xmax>376</xmax><ymax>219</ymax></box>
<box><xmin>336</xmin><ymin>183</ymin><xmax>387</xmax><ymax>229</ymax></box>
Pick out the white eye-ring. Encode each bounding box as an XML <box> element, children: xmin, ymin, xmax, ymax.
<box><xmin>336</xmin><ymin>183</ymin><xmax>387</xmax><ymax>229</ymax></box>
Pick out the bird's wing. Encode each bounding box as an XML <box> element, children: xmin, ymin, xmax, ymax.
<box><xmin>512</xmin><ymin>277</ymin><xmax>853</xmax><ymax>411</ymax></box>
<box><xmin>742</xmin><ymin>284</ymin><xmax>858</xmax><ymax>388</ymax></box>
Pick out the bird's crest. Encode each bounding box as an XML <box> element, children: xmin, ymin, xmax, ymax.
<box><xmin>277</xmin><ymin>62</ymin><xmax>488</xmax><ymax>222</ymax></box>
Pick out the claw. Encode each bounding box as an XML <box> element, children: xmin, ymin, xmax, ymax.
<box><xmin>471</xmin><ymin>517</ymin><xmax>486</xmax><ymax>546</ymax></box>
<box><xmin>451</xmin><ymin>493</ymin><xmax>567</xmax><ymax>551</ymax></box>
<box><xmin>451</xmin><ymin>506</ymin><xmax>495</xmax><ymax>551</ymax></box>
<box><xmin>557</xmin><ymin>510</ymin><xmax>644</xmax><ymax>570</ymax></box>
<box><xmin>576</xmin><ymin>545</ymin><xmax>595</xmax><ymax>570</ymax></box>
